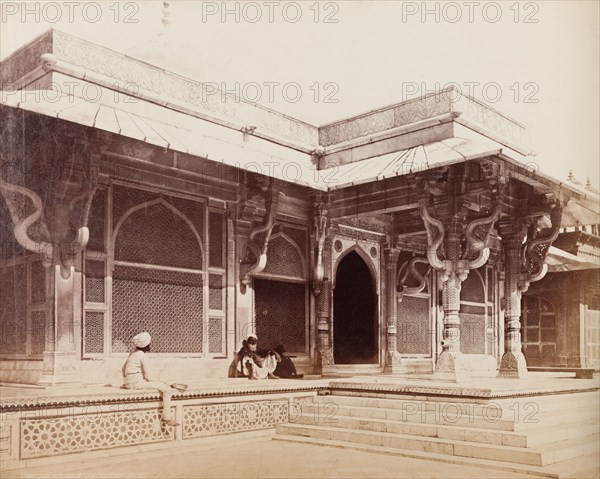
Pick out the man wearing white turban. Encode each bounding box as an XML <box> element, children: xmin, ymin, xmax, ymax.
<box><xmin>122</xmin><ymin>332</ymin><xmax>185</xmax><ymax>426</ymax></box>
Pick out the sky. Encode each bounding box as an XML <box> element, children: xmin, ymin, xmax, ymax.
<box><xmin>1</xmin><ymin>0</ymin><xmax>598</xmax><ymax>185</ymax></box>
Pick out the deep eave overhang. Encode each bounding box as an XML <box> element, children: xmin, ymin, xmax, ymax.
<box><xmin>1</xmin><ymin>29</ymin><xmax>598</xmax><ymax>226</ymax></box>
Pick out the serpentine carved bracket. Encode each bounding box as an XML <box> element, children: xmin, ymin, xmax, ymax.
<box><xmin>239</xmin><ymin>179</ymin><xmax>282</xmax><ymax>289</ymax></box>
<box><xmin>418</xmin><ymin>171</ymin><xmax>505</xmax><ymax>283</ymax></box>
<box><xmin>396</xmin><ymin>256</ymin><xmax>430</xmax><ymax>306</ymax></box>
<box><xmin>518</xmin><ymin>200</ymin><xmax>563</xmax><ymax>292</ymax></box>
<box><xmin>312</xmin><ymin>193</ymin><xmax>329</xmax><ymax>295</ymax></box>
<box><xmin>0</xmin><ymin>136</ymin><xmax>99</xmax><ymax>279</ymax></box>
<box><xmin>461</xmin><ymin>175</ymin><xmax>506</xmax><ymax>269</ymax></box>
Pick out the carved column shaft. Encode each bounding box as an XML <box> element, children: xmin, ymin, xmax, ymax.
<box><xmin>384</xmin><ymin>248</ymin><xmax>402</xmax><ymax>372</ymax></box>
<box><xmin>498</xmin><ymin>236</ymin><xmax>528</xmax><ymax>377</ymax></box>
<box><xmin>315</xmin><ymin>238</ymin><xmax>334</xmax><ymax>370</ymax></box>
<box><xmin>440</xmin><ymin>233</ymin><xmax>463</xmax><ymax>353</ymax></box>
<box><xmin>504</xmin><ymin>238</ymin><xmax>524</xmax><ymax>353</ymax></box>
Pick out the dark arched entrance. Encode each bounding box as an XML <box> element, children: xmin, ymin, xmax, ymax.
<box><xmin>333</xmin><ymin>251</ymin><xmax>377</xmax><ymax>364</ymax></box>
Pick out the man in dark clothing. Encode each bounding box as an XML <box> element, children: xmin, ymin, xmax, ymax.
<box><xmin>273</xmin><ymin>345</ymin><xmax>303</xmax><ymax>379</ymax></box>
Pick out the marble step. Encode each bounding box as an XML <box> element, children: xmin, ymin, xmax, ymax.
<box><xmin>320</xmin><ymin>391</ymin><xmax>600</xmax><ymax>414</ymax></box>
<box><xmin>314</xmin><ymin>393</ymin><xmax>600</xmax><ymax>419</ymax></box>
<box><xmin>273</xmin><ymin>434</ymin><xmax>600</xmax><ymax>479</ymax></box>
<box><xmin>275</xmin><ymin>423</ymin><xmax>599</xmax><ymax>467</ymax></box>
<box><xmin>299</xmin><ymin>400</ymin><xmax>597</xmax><ymax>432</ymax></box>
<box><xmin>291</xmin><ymin>412</ymin><xmax>599</xmax><ymax>449</ymax></box>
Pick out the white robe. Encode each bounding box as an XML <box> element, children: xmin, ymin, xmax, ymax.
<box><xmin>242</xmin><ymin>353</ymin><xmax>278</xmax><ymax>379</ymax></box>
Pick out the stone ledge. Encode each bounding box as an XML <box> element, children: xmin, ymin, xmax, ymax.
<box><xmin>0</xmin><ymin>379</ymin><xmax>329</xmax><ymax>411</ymax></box>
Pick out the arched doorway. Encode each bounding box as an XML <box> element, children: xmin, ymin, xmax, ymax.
<box><xmin>333</xmin><ymin>250</ymin><xmax>377</xmax><ymax>364</ymax></box>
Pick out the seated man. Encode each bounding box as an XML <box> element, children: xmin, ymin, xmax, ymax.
<box><xmin>273</xmin><ymin>345</ymin><xmax>303</xmax><ymax>379</ymax></box>
<box><xmin>122</xmin><ymin>332</ymin><xmax>187</xmax><ymax>427</ymax></box>
<box><xmin>228</xmin><ymin>334</ymin><xmax>280</xmax><ymax>379</ymax></box>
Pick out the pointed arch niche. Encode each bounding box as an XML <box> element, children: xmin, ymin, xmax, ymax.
<box><xmin>253</xmin><ymin>231</ymin><xmax>309</xmax><ymax>354</ymax></box>
<box><xmin>109</xmin><ymin>196</ymin><xmax>206</xmax><ymax>355</ymax></box>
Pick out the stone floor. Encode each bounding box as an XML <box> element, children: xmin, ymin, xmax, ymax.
<box><xmin>1</xmin><ymin>372</ymin><xmax>598</xmax><ymax>404</ymax></box>
<box><xmin>1</xmin><ymin>373</ymin><xmax>599</xmax><ymax>479</ymax></box>
<box><xmin>0</xmin><ymin>432</ymin><xmax>559</xmax><ymax>479</ymax></box>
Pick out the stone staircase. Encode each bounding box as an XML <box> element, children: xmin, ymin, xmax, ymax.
<box><xmin>275</xmin><ymin>390</ymin><xmax>600</xmax><ymax>478</ymax></box>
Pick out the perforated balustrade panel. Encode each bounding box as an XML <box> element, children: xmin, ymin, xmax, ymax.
<box><xmin>254</xmin><ymin>279</ymin><xmax>306</xmax><ymax>352</ymax></box>
<box><xmin>21</xmin><ymin>408</ymin><xmax>174</xmax><ymax>458</ymax></box>
<box><xmin>183</xmin><ymin>400</ymin><xmax>289</xmax><ymax>438</ymax></box>
<box><xmin>114</xmin><ymin>203</ymin><xmax>202</xmax><ymax>270</ymax></box>
<box><xmin>112</xmin><ymin>266</ymin><xmax>204</xmax><ymax>353</ymax></box>
<box><xmin>397</xmin><ymin>295</ymin><xmax>431</xmax><ymax>355</ymax></box>
<box><xmin>0</xmin><ymin>264</ymin><xmax>27</xmax><ymax>355</ymax></box>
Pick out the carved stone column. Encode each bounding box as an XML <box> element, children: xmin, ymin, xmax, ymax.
<box><xmin>384</xmin><ymin>248</ymin><xmax>402</xmax><ymax>373</ymax></box>
<box><xmin>498</xmin><ymin>236</ymin><xmax>528</xmax><ymax>377</ymax></box>
<box><xmin>434</xmin><ymin>233</ymin><xmax>469</xmax><ymax>379</ymax></box>
<box><xmin>311</xmin><ymin>193</ymin><xmax>334</xmax><ymax>374</ymax></box>
<box><xmin>414</xmin><ymin>165</ymin><xmax>505</xmax><ymax>381</ymax></box>
<box><xmin>498</xmin><ymin>201</ymin><xmax>562</xmax><ymax>377</ymax></box>
<box><xmin>316</xmin><ymin>284</ymin><xmax>334</xmax><ymax>371</ymax></box>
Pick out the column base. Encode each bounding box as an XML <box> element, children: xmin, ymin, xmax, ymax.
<box><xmin>37</xmin><ymin>351</ymin><xmax>81</xmax><ymax>387</ymax></box>
<box><xmin>314</xmin><ymin>348</ymin><xmax>336</xmax><ymax>375</ymax></box>
<box><xmin>433</xmin><ymin>350</ymin><xmax>469</xmax><ymax>382</ymax></box>
<box><xmin>497</xmin><ymin>352</ymin><xmax>528</xmax><ymax>378</ymax></box>
<box><xmin>384</xmin><ymin>351</ymin><xmax>406</xmax><ymax>374</ymax></box>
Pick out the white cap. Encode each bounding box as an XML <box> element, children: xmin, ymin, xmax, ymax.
<box><xmin>132</xmin><ymin>332</ymin><xmax>151</xmax><ymax>348</ymax></box>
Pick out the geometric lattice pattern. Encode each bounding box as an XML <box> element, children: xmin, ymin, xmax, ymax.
<box><xmin>114</xmin><ymin>203</ymin><xmax>202</xmax><ymax>270</ymax></box>
<box><xmin>461</xmin><ymin>270</ymin><xmax>486</xmax><ymax>303</ymax></box>
<box><xmin>183</xmin><ymin>400</ymin><xmax>288</xmax><ymax>439</ymax></box>
<box><xmin>30</xmin><ymin>260</ymin><xmax>46</xmax><ymax>303</ymax></box>
<box><xmin>397</xmin><ymin>295</ymin><xmax>431</xmax><ymax>354</ymax></box>
<box><xmin>0</xmin><ymin>264</ymin><xmax>27</xmax><ymax>355</ymax></box>
<box><xmin>111</xmin><ymin>186</ymin><xmax>158</xmax><ymax>231</ymax></box>
<box><xmin>84</xmin><ymin>311</ymin><xmax>104</xmax><ymax>355</ymax></box>
<box><xmin>282</xmin><ymin>226</ymin><xmax>307</xmax><ymax>257</ymax></box>
<box><xmin>460</xmin><ymin>306</ymin><xmax>487</xmax><ymax>354</ymax></box>
<box><xmin>263</xmin><ymin>236</ymin><xmax>304</xmax><ymax>278</ymax></box>
<box><xmin>208</xmin><ymin>211</ymin><xmax>223</xmax><ymax>268</ymax></box>
<box><xmin>208</xmin><ymin>317</ymin><xmax>223</xmax><ymax>354</ymax></box>
<box><xmin>209</xmin><ymin>274</ymin><xmax>223</xmax><ymax>310</ymax></box>
<box><xmin>170</xmin><ymin>197</ymin><xmax>204</xmax><ymax>244</ymax></box>
<box><xmin>31</xmin><ymin>310</ymin><xmax>46</xmax><ymax>356</ymax></box>
<box><xmin>254</xmin><ymin>279</ymin><xmax>306</xmax><ymax>352</ymax></box>
<box><xmin>111</xmin><ymin>187</ymin><xmax>204</xmax><ymax>242</ymax></box>
<box><xmin>522</xmin><ymin>295</ymin><xmax>557</xmax><ymax>364</ymax></box>
<box><xmin>586</xmin><ymin>309</ymin><xmax>600</xmax><ymax>369</ymax></box>
<box><xmin>20</xmin><ymin>407</ymin><xmax>174</xmax><ymax>458</ymax></box>
<box><xmin>112</xmin><ymin>265</ymin><xmax>203</xmax><ymax>353</ymax></box>
<box><xmin>87</xmin><ymin>189</ymin><xmax>105</xmax><ymax>252</ymax></box>
<box><xmin>85</xmin><ymin>260</ymin><xmax>105</xmax><ymax>303</ymax></box>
